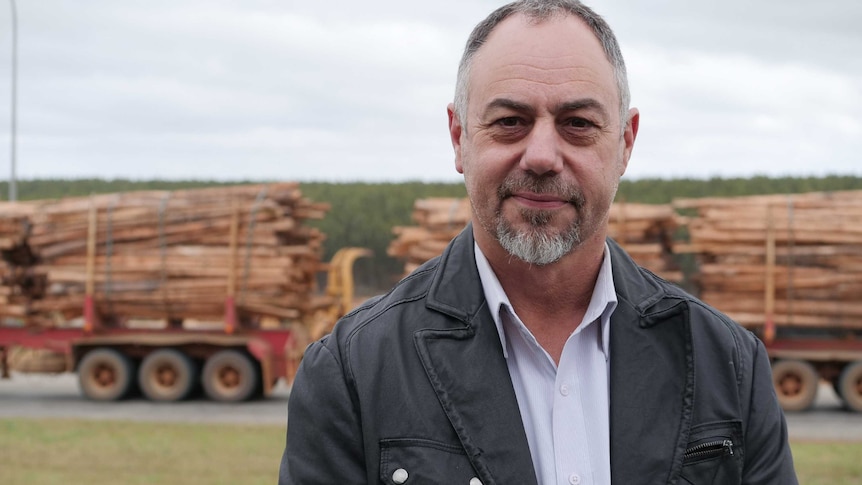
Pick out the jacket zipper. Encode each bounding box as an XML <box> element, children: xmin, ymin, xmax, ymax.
<box><xmin>684</xmin><ymin>439</ymin><xmax>734</xmax><ymax>462</ymax></box>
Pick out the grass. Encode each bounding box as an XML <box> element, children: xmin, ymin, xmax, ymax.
<box><xmin>0</xmin><ymin>419</ymin><xmax>286</xmax><ymax>485</ymax></box>
<box><xmin>0</xmin><ymin>418</ymin><xmax>860</xmax><ymax>484</ymax></box>
<box><xmin>790</xmin><ymin>441</ymin><xmax>862</xmax><ymax>485</ymax></box>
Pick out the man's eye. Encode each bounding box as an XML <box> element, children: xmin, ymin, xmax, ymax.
<box><xmin>566</xmin><ymin>118</ymin><xmax>594</xmax><ymax>129</ymax></box>
<box><xmin>497</xmin><ymin>117</ymin><xmax>522</xmax><ymax>127</ymax></box>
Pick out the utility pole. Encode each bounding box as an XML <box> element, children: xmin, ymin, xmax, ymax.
<box><xmin>9</xmin><ymin>0</ymin><xmax>17</xmax><ymax>201</ymax></box>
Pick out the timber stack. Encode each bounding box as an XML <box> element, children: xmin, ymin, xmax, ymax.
<box><xmin>607</xmin><ymin>201</ymin><xmax>681</xmax><ymax>282</ymax></box>
<box><xmin>388</xmin><ymin>197</ymin><xmax>681</xmax><ymax>282</ymax></box>
<box><xmin>673</xmin><ymin>190</ymin><xmax>862</xmax><ymax>331</ymax></box>
<box><xmin>388</xmin><ymin>198</ymin><xmax>471</xmax><ymax>275</ymax></box>
<box><xmin>0</xmin><ymin>183</ymin><xmax>331</xmax><ymax>328</ymax></box>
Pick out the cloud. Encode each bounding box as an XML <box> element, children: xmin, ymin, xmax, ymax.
<box><xmin>0</xmin><ymin>0</ymin><xmax>859</xmax><ymax>182</ymax></box>
<box><xmin>625</xmin><ymin>41</ymin><xmax>862</xmax><ymax>178</ymax></box>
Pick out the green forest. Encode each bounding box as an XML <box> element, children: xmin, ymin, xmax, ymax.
<box><xmin>2</xmin><ymin>175</ymin><xmax>861</xmax><ymax>292</ymax></box>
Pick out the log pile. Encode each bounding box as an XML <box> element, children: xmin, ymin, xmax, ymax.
<box><xmin>674</xmin><ymin>191</ymin><xmax>862</xmax><ymax>330</ymax></box>
<box><xmin>389</xmin><ymin>198</ymin><xmax>681</xmax><ymax>281</ymax></box>
<box><xmin>0</xmin><ymin>183</ymin><xmax>332</xmax><ymax>328</ymax></box>
<box><xmin>388</xmin><ymin>198</ymin><xmax>471</xmax><ymax>275</ymax></box>
<box><xmin>608</xmin><ymin>201</ymin><xmax>681</xmax><ymax>282</ymax></box>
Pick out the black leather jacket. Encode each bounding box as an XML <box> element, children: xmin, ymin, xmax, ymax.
<box><xmin>280</xmin><ymin>227</ymin><xmax>797</xmax><ymax>484</ymax></box>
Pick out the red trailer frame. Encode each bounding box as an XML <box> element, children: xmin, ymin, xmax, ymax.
<box><xmin>0</xmin><ymin>297</ymin><xmax>306</xmax><ymax>402</ymax></box>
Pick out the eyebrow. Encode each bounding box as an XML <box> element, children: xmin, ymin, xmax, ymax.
<box><xmin>482</xmin><ymin>98</ymin><xmax>535</xmax><ymax>117</ymax></box>
<box><xmin>555</xmin><ymin>98</ymin><xmax>608</xmax><ymax>116</ymax></box>
<box><xmin>482</xmin><ymin>97</ymin><xmax>609</xmax><ymax>118</ymax></box>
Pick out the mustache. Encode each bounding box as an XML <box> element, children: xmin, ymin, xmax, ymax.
<box><xmin>497</xmin><ymin>173</ymin><xmax>585</xmax><ymax>209</ymax></box>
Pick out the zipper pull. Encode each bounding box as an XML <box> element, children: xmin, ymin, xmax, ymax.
<box><xmin>723</xmin><ymin>439</ymin><xmax>734</xmax><ymax>456</ymax></box>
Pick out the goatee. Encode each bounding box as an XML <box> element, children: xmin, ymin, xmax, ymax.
<box><xmin>494</xmin><ymin>174</ymin><xmax>585</xmax><ymax>266</ymax></box>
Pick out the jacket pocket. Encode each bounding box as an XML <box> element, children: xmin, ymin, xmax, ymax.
<box><xmin>679</xmin><ymin>420</ymin><xmax>743</xmax><ymax>485</ymax></box>
<box><xmin>380</xmin><ymin>438</ymin><xmax>479</xmax><ymax>485</ymax></box>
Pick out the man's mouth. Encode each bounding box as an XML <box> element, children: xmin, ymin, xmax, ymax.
<box><xmin>497</xmin><ymin>173</ymin><xmax>586</xmax><ymax>212</ymax></box>
<box><xmin>510</xmin><ymin>192</ymin><xmax>569</xmax><ymax>210</ymax></box>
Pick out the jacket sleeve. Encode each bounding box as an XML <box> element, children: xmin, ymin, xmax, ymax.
<box><xmin>278</xmin><ymin>338</ymin><xmax>367</xmax><ymax>484</ymax></box>
<box><xmin>742</xmin><ymin>335</ymin><xmax>798</xmax><ymax>484</ymax></box>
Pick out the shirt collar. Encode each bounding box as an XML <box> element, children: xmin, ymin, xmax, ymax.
<box><xmin>474</xmin><ymin>241</ymin><xmax>617</xmax><ymax>360</ymax></box>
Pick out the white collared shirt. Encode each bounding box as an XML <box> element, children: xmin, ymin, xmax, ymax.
<box><xmin>474</xmin><ymin>242</ymin><xmax>617</xmax><ymax>485</ymax></box>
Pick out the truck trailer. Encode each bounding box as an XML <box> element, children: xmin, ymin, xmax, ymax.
<box><xmin>675</xmin><ymin>190</ymin><xmax>862</xmax><ymax>413</ymax></box>
<box><xmin>0</xmin><ymin>184</ymin><xmax>370</xmax><ymax>402</ymax></box>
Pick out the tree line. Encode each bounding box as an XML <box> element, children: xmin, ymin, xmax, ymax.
<box><xmin>2</xmin><ymin>175</ymin><xmax>860</xmax><ymax>292</ymax></box>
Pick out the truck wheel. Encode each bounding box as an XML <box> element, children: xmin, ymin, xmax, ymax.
<box><xmin>832</xmin><ymin>378</ymin><xmax>844</xmax><ymax>401</ymax></box>
<box><xmin>78</xmin><ymin>348</ymin><xmax>135</xmax><ymax>401</ymax></box>
<box><xmin>138</xmin><ymin>349</ymin><xmax>198</xmax><ymax>402</ymax></box>
<box><xmin>201</xmin><ymin>350</ymin><xmax>258</xmax><ymax>402</ymax></box>
<box><xmin>838</xmin><ymin>361</ymin><xmax>862</xmax><ymax>413</ymax></box>
<box><xmin>772</xmin><ymin>359</ymin><xmax>819</xmax><ymax>412</ymax></box>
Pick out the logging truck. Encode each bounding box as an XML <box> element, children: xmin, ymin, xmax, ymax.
<box><xmin>673</xmin><ymin>191</ymin><xmax>862</xmax><ymax>413</ymax></box>
<box><xmin>0</xmin><ymin>184</ymin><xmax>371</xmax><ymax>402</ymax></box>
<box><xmin>0</xmin><ymin>245</ymin><xmax>371</xmax><ymax>402</ymax></box>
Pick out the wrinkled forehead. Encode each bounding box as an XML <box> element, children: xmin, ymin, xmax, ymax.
<box><xmin>468</xmin><ymin>13</ymin><xmax>617</xmax><ymax>109</ymax></box>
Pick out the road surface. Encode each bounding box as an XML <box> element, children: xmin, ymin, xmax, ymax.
<box><xmin>1</xmin><ymin>372</ymin><xmax>861</xmax><ymax>441</ymax></box>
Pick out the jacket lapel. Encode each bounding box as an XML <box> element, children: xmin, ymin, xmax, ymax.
<box><xmin>608</xmin><ymin>240</ymin><xmax>695</xmax><ymax>484</ymax></box>
<box><xmin>415</xmin><ymin>227</ymin><xmax>538</xmax><ymax>485</ymax></box>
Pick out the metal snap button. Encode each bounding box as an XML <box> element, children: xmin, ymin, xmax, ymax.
<box><xmin>392</xmin><ymin>468</ymin><xmax>409</xmax><ymax>484</ymax></box>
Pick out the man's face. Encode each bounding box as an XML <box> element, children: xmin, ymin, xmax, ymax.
<box><xmin>448</xmin><ymin>14</ymin><xmax>638</xmax><ymax>265</ymax></box>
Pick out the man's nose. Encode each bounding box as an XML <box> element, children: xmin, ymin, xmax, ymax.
<box><xmin>519</xmin><ymin>120</ymin><xmax>563</xmax><ymax>176</ymax></box>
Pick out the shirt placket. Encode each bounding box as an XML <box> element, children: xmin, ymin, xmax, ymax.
<box><xmin>554</xmin><ymin>331</ymin><xmax>593</xmax><ymax>485</ymax></box>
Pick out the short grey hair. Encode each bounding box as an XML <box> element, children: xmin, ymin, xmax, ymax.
<box><xmin>453</xmin><ymin>0</ymin><xmax>631</xmax><ymax>133</ymax></box>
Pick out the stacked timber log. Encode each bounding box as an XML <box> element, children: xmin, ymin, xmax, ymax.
<box><xmin>608</xmin><ymin>202</ymin><xmax>681</xmax><ymax>282</ymax></box>
<box><xmin>674</xmin><ymin>191</ymin><xmax>862</xmax><ymax>330</ymax></box>
<box><xmin>0</xmin><ymin>183</ymin><xmax>331</xmax><ymax>328</ymax></box>
<box><xmin>388</xmin><ymin>198</ymin><xmax>471</xmax><ymax>275</ymax></box>
<box><xmin>389</xmin><ymin>198</ymin><xmax>681</xmax><ymax>281</ymax></box>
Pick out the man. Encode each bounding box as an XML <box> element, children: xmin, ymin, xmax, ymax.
<box><xmin>279</xmin><ymin>1</ymin><xmax>798</xmax><ymax>483</ymax></box>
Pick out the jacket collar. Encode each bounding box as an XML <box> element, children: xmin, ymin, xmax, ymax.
<box><xmin>424</xmin><ymin>224</ymin><xmax>486</xmax><ymax>322</ymax></box>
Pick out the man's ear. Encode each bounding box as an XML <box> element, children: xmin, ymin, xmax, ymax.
<box><xmin>447</xmin><ymin>103</ymin><xmax>464</xmax><ymax>174</ymax></box>
<box><xmin>620</xmin><ymin>107</ymin><xmax>640</xmax><ymax>175</ymax></box>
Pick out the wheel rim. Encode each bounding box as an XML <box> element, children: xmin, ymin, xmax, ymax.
<box><xmin>156</xmin><ymin>365</ymin><xmax>178</xmax><ymax>387</ymax></box>
<box><xmin>217</xmin><ymin>366</ymin><xmax>240</xmax><ymax>390</ymax></box>
<box><xmin>778</xmin><ymin>373</ymin><xmax>803</xmax><ymax>397</ymax></box>
<box><xmin>94</xmin><ymin>363</ymin><xmax>116</xmax><ymax>388</ymax></box>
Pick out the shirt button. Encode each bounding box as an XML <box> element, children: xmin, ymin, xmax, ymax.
<box><xmin>568</xmin><ymin>473</ymin><xmax>581</xmax><ymax>485</ymax></box>
<box><xmin>469</xmin><ymin>478</ymin><xmax>483</xmax><ymax>485</ymax></box>
<box><xmin>560</xmin><ymin>384</ymin><xmax>570</xmax><ymax>396</ymax></box>
<box><xmin>392</xmin><ymin>468</ymin><xmax>408</xmax><ymax>484</ymax></box>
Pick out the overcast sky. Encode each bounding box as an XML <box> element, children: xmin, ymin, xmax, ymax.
<box><xmin>0</xmin><ymin>0</ymin><xmax>860</xmax><ymax>183</ymax></box>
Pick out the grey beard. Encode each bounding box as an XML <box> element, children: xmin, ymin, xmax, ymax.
<box><xmin>496</xmin><ymin>209</ymin><xmax>581</xmax><ymax>266</ymax></box>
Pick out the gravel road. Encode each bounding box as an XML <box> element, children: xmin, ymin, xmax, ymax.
<box><xmin>2</xmin><ymin>372</ymin><xmax>861</xmax><ymax>441</ymax></box>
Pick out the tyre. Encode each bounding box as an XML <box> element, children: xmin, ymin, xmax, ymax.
<box><xmin>138</xmin><ymin>349</ymin><xmax>198</xmax><ymax>402</ymax></box>
<box><xmin>832</xmin><ymin>378</ymin><xmax>844</xmax><ymax>401</ymax></box>
<box><xmin>78</xmin><ymin>348</ymin><xmax>135</xmax><ymax>401</ymax></box>
<box><xmin>201</xmin><ymin>350</ymin><xmax>259</xmax><ymax>402</ymax></box>
<box><xmin>838</xmin><ymin>361</ymin><xmax>862</xmax><ymax>413</ymax></box>
<box><xmin>771</xmin><ymin>359</ymin><xmax>819</xmax><ymax>412</ymax></box>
